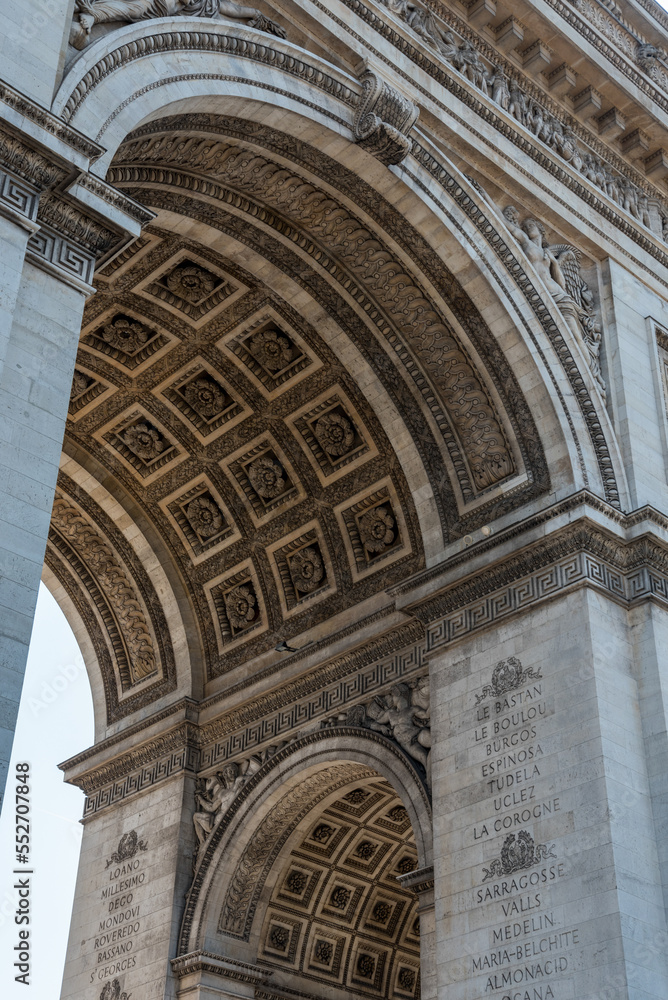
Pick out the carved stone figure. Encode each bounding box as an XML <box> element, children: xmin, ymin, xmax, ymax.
<box><xmin>501</xmin><ymin>206</ymin><xmax>606</xmax><ymax>396</ymax></box>
<box><xmin>375</xmin><ymin>0</ymin><xmax>662</xmax><ymax>235</ymax></box>
<box><xmin>193</xmin><ymin>763</ymin><xmax>246</xmax><ymax>846</ymax></box>
<box><xmin>323</xmin><ymin>676</ymin><xmax>431</xmax><ymax>783</ymax></box>
<box><xmin>70</xmin><ymin>0</ymin><xmax>285</xmax><ymax>49</ymax></box>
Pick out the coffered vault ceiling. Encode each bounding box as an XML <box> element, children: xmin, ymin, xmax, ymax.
<box><xmin>254</xmin><ymin>777</ymin><xmax>420</xmax><ymax>1000</ymax></box>
<box><xmin>48</xmin><ymin>113</ymin><xmax>548</xmax><ymax>722</ymax></box>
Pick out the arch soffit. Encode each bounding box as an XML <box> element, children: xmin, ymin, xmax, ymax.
<box><xmin>53</xmin><ymin>19</ymin><xmax>623</xmax><ymax>508</ymax></box>
<box><xmin>179</xmin><ymin>730</ymin><xmax>432</xmax><ymax>957</ymax></box>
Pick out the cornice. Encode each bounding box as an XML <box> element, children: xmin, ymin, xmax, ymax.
<box><xmin>0</xmin><ymin>80</ymin><xmax>103</xmax><ymax>161</ymax></box>
<box><xmin>75</xmin><ymin>173</ymin><xmax>155</xmax><ymax>226</ymax></box>
<box><xmin>170</xmin><ymin>950</ymin><xmax>272</xmax><ymax>982</ymax></box>
<box><xmin>389</xmin><ymin>490</ymin><xmax>625</xmax><ymax>598</ymax></box>
<box><xmin>413</xmin><ymin>518</ymin><xmax>668</xmax><ymax>651</ymax></box>
<box><xmin>398</xmin><ymin>864</ymin><xmax>434</xmax><ymax>894</ymax></box>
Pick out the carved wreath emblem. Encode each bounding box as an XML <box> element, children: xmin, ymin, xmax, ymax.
<box><xmin>100</xmin><ymin>980</ymin><xmax>131</xmax><ymax>1000</ymax></box>
<box><xmin>475</xmin><ymin>657</ymin><xmax>542</xmax><ymax>704</ymax></box>
<box><xmin>481</xmin><ymin>831</ymin><xmax>556</xmax><ymax>882</ymax></box>
<box><xmin>106</xmin><ymin>830</ymin><xmax>148</xmax><ymax>868</ymax></box>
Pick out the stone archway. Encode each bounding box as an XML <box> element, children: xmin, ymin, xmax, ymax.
<box><xmin>173</xmin><ymin>729</ymin><xmax>434</xmax><ymax>1000</ymax></box>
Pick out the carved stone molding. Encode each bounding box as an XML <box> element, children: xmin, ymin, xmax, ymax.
<box><xmin>409</xmin><ymin>157</ymin><xmax>620</xmax><ymax>506</ymax></box>
<box><xmin>171</xmin><ymin>951</ymin><xmax>272</xmax><ymax>983</ymax></box>
<box><xmin>353</xmin><ymin>69</ymin><xmax>419</xmax><ymax>165</ymax></box>
<box><xmin>0</xmin><ymin>80</ymin><xmax>102</xmax><ymax>160</ymax></box>
<box><xmin>0</xmin><ymin>130</ymin><xmax>64</xmax><ymax>194</ymax></box>
<box><xmin>51</xmin><ymin>495</ymin><xmax>158</xmax><ymax>685</ymax></box>
<box><xmin>413</xmin><ymin>519</ymin><xmax>668</xmax><ymax>652</ymax></box>
<box><xmin>59</xmin><ymin>30</ymin><xmax>358</xmax><ymax>125</ymax></box>
<box><xmin>61</xmin><ymin>621</ymin><xmax>426</xmax><ymax>816</ymax></box>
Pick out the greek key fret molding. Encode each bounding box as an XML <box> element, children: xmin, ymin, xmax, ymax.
<box><xmin>415</xmin><ymin>521</ymin><xmax>668</xmax><ymax>653</ymax></box>
<box><xmin>353</xmin><ymin>68</ymin><xmax>419</xmax><ymax>164</ymax></box>
<box><xmin>62</xmin><ymin>620</ymin><xmax>425</xmax><ymax>817</ymax></box>
<box><xmin>0</xmin><ymin>168</ymin><xmax>39</xmax><ymax>227</ymax></box>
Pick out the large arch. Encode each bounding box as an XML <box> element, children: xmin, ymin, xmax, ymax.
<box><xmin>41</xmin><ymin>22</ymin><xmax>630</xmax><ymax>741</ymax></box>
<box><xmin>178</xmin><ymin>729</ymin><xmax>433</xmax><ymax>982</ymax></box>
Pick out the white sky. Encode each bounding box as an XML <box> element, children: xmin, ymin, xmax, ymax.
<box><xmin>3</xmin><ymin>3</ymin><xmax>668</xmax><ymax>991</ymax></box>
<box><xmin>0</xmin><ymin>585</ymin><xmax>93</xmax><ymax>997</ymax></box>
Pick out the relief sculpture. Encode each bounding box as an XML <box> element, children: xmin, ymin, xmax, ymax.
<box><xmin>193</xmin><ymin>744</ymin><xmax>288</xmax><ymax>851</ymax></box>
<box><xmin>501</xmin><ymin>206</ymin><xmax>606</xmax><ymax>397</ymax></box>
<box><xmin>377</xmin><ymin>0</ymin><xmax>663</xmax><ymax>238</ymax></box>
<box><xmin>323</xmin><ymin>676</ymin><xmax>431</xmax><ymax>785</ymax></box>
<box><xmin>70</xmin><ymin>0</ymin><xmax>286</xmax><ymax>49</ymax></box>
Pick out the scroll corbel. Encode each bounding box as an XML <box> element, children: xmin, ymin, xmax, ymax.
<box><xmin>353</xmin><ymin>68</ymin><xmax>419</xmax><ymax>166</ymax></box>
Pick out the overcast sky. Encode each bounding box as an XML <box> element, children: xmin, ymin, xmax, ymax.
<box><xmin>0</xmin><ymin>585</ymin><xmax>93</xmax><ymax>998</ymax></box>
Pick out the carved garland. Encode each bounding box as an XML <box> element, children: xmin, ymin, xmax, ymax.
<box><xmin>51</xmin><ymin>496</ymin><xmax>157</xmax><ymax>683</ymax></box>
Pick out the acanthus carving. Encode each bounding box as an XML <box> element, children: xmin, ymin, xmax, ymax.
<box><xmin>112</xmin><ymin>137</ymin><xmax>514</xmax><ymax>492</ymax></box>
<box><xmin>0</xmin><ymin>130</ymin><xmax>64</xmax><ymax>190</ymax></box>
<box><xmin>353</xmin><ymin>69</ymin><xmax>419</xmax><ymax>165</ymax></box>
<box><xmin>69</xmin><ymin>0</ymin><xmax>286</xmax><ymax>49</ymax></box>
<box><xmin>37</xmin><ymin>192</ymin><xmax>119</xmax><ymax>255</ymax></box>
<box><xmin>501</xmin><ymin>205</ymin><xmax>606</xmax><ymax>397</ymax></box>
<box><xmin>322</xmin><ymin>675</ymin><xmax>431</xmax><ymax>784</ymax></box>
<box><xmin>375</xmin><ymin>0</ymin><xmax>665</xmax><ymax>238</ymax></box>
<box><xmin>51</xmin><ymin>496</ymin><xmax>157</xmax><ymax>684</ymax></box>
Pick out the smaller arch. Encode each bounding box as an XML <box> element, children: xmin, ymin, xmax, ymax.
<box><xmin>178</xmin><ymin>728</ymin><xmax>433</xmax><ymax>960</ymax></box>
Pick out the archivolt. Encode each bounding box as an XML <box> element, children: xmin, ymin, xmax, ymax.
<box><xmin>110</xmin><ymin>113</ymin><xmax>549</xmax><ymax>528</ymax></box>
<box><xmin>179</xmin><ymin>730</ymin><xmax>432</xmax><ymax>956</ymax></box>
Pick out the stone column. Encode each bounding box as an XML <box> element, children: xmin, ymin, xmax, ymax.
<box><xmin>59</xmin><ymin>712</ymin><xmax>200</xmax><ymax>1000</ymax></box>
<box><xmin>0</xmin><ymin>90</ymin><xmax>146</xmax><ymax>808</ymax></box>
<box><xmin>405</xmin><ymin>498</ymin><xmax>668</xmax><ymax>1000</ymax></box>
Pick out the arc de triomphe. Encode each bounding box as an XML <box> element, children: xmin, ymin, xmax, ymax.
<box><xmin>2</xmin><ymin>0</ymin><xmax>668</xmax><ymax>997</ymax></box>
